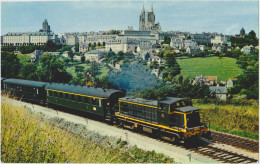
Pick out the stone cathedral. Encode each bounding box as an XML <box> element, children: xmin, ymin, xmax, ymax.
<box><xmin>139</xmin><ymin>5</ymin><xmax>161</xmax><ymax>32</ymax></box>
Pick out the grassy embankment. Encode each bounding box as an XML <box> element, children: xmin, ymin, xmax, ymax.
<box><xmin>193</xmin><ymin>100</ymin><xmax>259</xmax><ymax>140</ymax></box>
<box><xmin>1</xmin><ymin>100</ymin><xmax>173</xmax><ymax>163</ymax></box>
<box><xmin>177</xmin><ymin>56</ymin><xmax>243</xmax><ymax>82</ymax></box>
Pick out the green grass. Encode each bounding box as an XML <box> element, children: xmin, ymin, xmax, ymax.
<box><xmin>177</xmin><ymin>56</ymin><xmax>243</xmax><ymax>82</ymax></box>
<box><xmin>194</xmin><ymin>101</ymin><xmax>259</xmax><ymax>140</ymax></box>
<box><xmin>1</xmin><ymin>97</ymin><xmax>173</xmax><ymax>163</ymax></box>
<box><xmin>210</xmin><ymin>125</ymin><xmax>259</xmax><ymax>140</ymax></box>
<box><xmin>66</xmin><ymin>63</ymin><xmax>91</xmax><ymax>78</ymax></box>
<box><xmin>66</xmin><ymin>63</ymin><xmax>110</xmax><ymax>79</ymax></box>
<box><xmin>16</xmin><ymin>52</ymin><xmax>32</xmax><ymax>64</ymax></box>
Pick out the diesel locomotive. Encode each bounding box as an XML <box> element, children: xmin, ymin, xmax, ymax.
<box><xmin>1</xmin><ymin>78</ymin><xmax>210</xmax><ymax>142</ymax></box>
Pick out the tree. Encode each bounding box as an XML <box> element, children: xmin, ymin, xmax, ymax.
<box><xmin>75</xmin><ymin>43</ymin><xmax>79</xmax><ymax>52</ymax></box>
<box><xmin>150</xmin><ymin>60</ymin><xmax>159</xmax><ymax>69</ymax></box>
<box><xmin>19</xmin><ymin>63</ymin><xmax>38</xmax><ymax>80</ymax></box>
<box><xmin>68</xmin><ymin>51</ymin><xmax>74</xmax><ymax>61</ymax></box>
<box><xmin>248</xmin><ymin>30</ymin><xmax>257</xmax><ymax>40</ymax></box>
<box><xmin>37</xmin><ymin>53</ymin><xmax>71</xmax><ymax>82</ymax></box>
<box><xmin>231</xmin><ymin>52</ymin><xmax>259</xmax><ymax>99</ymax></box>
<box><xmin>98</xmin><ymin>42</ymin><xmax>101</xmax><ymax>47</ymax></box>
<box><xmin>163</xmin><ymin>35</ymin><xmax>171</xmax><ymax>44</ymax></box>
<box><xmin>1</xmin><ymin>51</ymin><xmax>20</xmax><ymax>78</ymax></box>
<box><xmin>81</xmin><ymin>55</ymin><xmax>86</xmax><ymax>63</ymax></box>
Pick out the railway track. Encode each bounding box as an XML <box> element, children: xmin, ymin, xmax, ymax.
<box><xmin>188</xmin><ymin>145</ymin><xmax>258</xmax><ymax>163</ymax></box>
<box><xmin>210</xmin><ymin>131</ymin><xmax>259</xmax><ymax>153</ymax></box>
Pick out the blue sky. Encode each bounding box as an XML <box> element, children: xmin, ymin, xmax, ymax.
<box><xmin>1</xmin><ymin>1</ymin><xmax>259</xmax><ymax>35</ymax></box>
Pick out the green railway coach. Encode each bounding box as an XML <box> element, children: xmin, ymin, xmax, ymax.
<box><xmin>3</xmin><ymin>78</ymin><xmax>48</xmax><ymax>104</ymax></box>
<box><xmin>45</xmin><ymin>83</ymin><xmax>125</xmax><ymax>118</ymax></box>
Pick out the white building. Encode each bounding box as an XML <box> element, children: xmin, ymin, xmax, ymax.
<box><xmin>211</xmin><ymin>35</ymin><xmax>228</xmax><ymax>45</ymax></box>
<box><xmin>199</xmin><ymin>45</ymin><xmax>207</xmax><ymax>51</ymax></box>
<box><xmin>84</xmin><ymin>50</ymin><xmax>104</xmax><ymax>62</ymax></box>
<box><xmin>105</xmin><ymin>37</ymin><xmax>139</xmax><ymax>53</ymax></box>
<box><xmin>210</xmin><ymin>86</ymin><xmax>227</xmax><ymax>100</ymax></box>
<box><xmin>170</xmin><ymin>38</ymin><xmax>184</xmax><ymax>49</ymax></box>
<box><xmin>241</xmin><ymin>45</ymin><xmax>254</xmax><ymax>54</ymax></box>
<box><xmin>79</xmin><ymin>43</ymin><xmax>89</xmax><ymax>52</ymax></box>
<box><xmin>2</xmin><ymin>32</ymin><xmax>53</xmax><ymax>46</ymax></box>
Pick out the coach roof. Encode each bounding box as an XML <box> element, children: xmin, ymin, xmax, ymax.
<box><xmin>45</xmin><ymin>83</ymin><xmax>124</xmax><ymax>99</ymax></box>
<box><xmin>3</xmin><ymin>78</ymin><xmax>48</xmax><ymax>88</ymax></box>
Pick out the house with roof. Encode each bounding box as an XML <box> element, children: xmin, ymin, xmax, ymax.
<box><xmin>193</xmin><ymin>75</ymin><xmax>206</xmax><ymax>85</ymax></box>
<box><xmin>84</xmin><ymin>50</ymin><xmax>104</xmax><ymax>62</ymax></box>
<box><xmin>151</xmin><ymin>69</ymin><xmax>160</xmax><ymax>77</ymax></box>
<box><xmin>205</xmin><ymin>76</ymin><xmax>217</xmax><ymax>86</ymax></box>
<box><xmin>170</xmin><ymin>38</ymin><xmax>184</xmax><ymax>49</ymax></box>
<box><xmin>210</xmin><ymin>86</ymin><xmax>227</xmax><ymax>100</ymax></box>
<box><xmin>147</xmin><ymin>55</ymin><xmax>163</xmax><ymax>65</ymax></box>
<box><xmin>199</xmin><ymin>45</ymin><xmax>207</xmax><ymax>51</ymax></box>
<box><xmin>184</xmin><ymin>40</ymin><xmax>198</xmax><ymax>49</ymax></box>
<box><xmin>241</xmin><ymin>45</ymin><xmax>254</xmax><ymax>54</ymax></box>
<box><xmin>31</xmin><ymin>50</ymin><xmax>44</xmax><ymax>62</ymax></box>
<box><xmin>212</xmin><ymin>43</ymin><xmax>226</xmax><ymax>52</ymax></box>
<box><xmin>186</xmin><ymin>46</ymin><xmax>199</xmax><ymax>54</ymax></box>
<box><xmin>227</xmin><ymin>78</ymin><xmax>238</xmax><ymax>88</ymax></box>
<box><xmin>79</xmin><ymin>43</ymin><xmax>89</xmax><ymax>52</ymax></box>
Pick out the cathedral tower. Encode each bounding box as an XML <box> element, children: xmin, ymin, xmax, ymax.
<box><xmin>40</xmin><ymin>19</ymin><xmax>51</xmax><ymax>33</ymax></box>
<box><xmin>139</xmin><ymin>5</ymin><xmax>146</xmax><ymax>31</ymax></box>
<box><xmin>139</xmin><ymin>4</ymin><xmax>161</xmax><ymax>32</ymax></box>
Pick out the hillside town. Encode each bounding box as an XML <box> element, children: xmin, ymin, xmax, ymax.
<box><xmin>1</xmin><ymin>2</ymin><xmax>259</xmax><ymax>163</ymax></box>
<box><xmin>1</xmin><ymin>5</ymin><xmax>258</xmax><ymax>100</ymax></box>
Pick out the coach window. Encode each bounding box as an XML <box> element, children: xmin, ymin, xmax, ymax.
<box><xmin>92</xmin><ymin>98</ymin><xmax>97</xmax><ymax>106</ymax></box>
<box><xmin>84</xmin><ymin>97</ymin><xmax>89</xmax><ymax>103</ymax></box>
<box><xmin>71</xmin><ymin>95</ymin><xmax>75</xmax><ymax>101</ymax></box>
<box><xmin>65</xmin><ymin>93</ymin><xmax>69</xmax><ymax>99</ymax></box>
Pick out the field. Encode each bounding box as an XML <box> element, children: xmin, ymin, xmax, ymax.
<box><xmin>1</xmin><ymin>98</ymin><xmax>173</xmax><ymax>163</ymax></box>
<box><xmin>193</xmin><ymin>100</ymin><xmax>259</xmax><ymax>140</ymax></box>
<box><xmin>16</xmin><ymin>52</ymin><xmax>32</xmax><ymax>64</ymax></box>
<box><xmin>177</xmin><ymin>56</ymin><xmax>243</xmax><ymax>82</ymax></box>
<box><xmin>66</xmin><ymin>63</ymin><xmax>110</xmax><ymax>79</ymax></box>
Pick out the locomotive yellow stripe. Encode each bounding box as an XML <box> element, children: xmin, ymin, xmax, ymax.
<box><xmin>119</xmin><ymin>100</ymin><xmax>159</xmax><ymax>109</ymax></box>
<box><xmin>45</xmin><ymin>89</ymin><xmax>107</xmax><ymax>99</ymax></box>
<box><xmin>115</xmin><ymin>113</ymin><xmax>186</xmax><ymax>132</ymax></box>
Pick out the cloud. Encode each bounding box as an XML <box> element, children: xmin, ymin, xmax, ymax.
<box><xmin>225</xmin><ymin>23</ymin><xmax>241</xmax><ymax>35</ymax></box>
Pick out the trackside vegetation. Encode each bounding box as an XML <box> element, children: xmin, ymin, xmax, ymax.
<box><xmin>193</xmin><ymin>100</ymin><xmax>259</xmax><ymax>140</ymax></box>
<box><xmin>1</xmin><ymin>100</ymin><xmax>173</xmax><ymax>163</ymax></box>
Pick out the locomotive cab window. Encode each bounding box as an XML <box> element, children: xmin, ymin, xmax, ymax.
<box><xmin>175</xmin><ymin>101</ymin><xmax>184</xmax><ymax>107</ymax></box>
<box><xmin>171</xmin><ymin>113</ymin><xmax>185</xmax><ymax>128</ymax></box>
<box><xmin>186</xmin><ymin>111</ymin><xmax>200</xmax><ymax>128</ymax></box>
<box><xmin>183</xmin><ymin>100</ymin><xmax>192</xmax><ymax>106</ymax></box>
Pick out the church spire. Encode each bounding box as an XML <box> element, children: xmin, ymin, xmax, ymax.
<box><xmin>151</xmin><ymin>4</ymin><xmax>153</xmax><ymax>12</ymax></box>
<box><xmin>142</xmin><ymin>4</ymin><xmax>145</xmax><ymax>13</ymax></box>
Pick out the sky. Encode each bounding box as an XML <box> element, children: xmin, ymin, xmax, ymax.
<box><xmin>1</xmin><ymin>1</ymin><xmax>259</xmax><ymax>35</ymax></box>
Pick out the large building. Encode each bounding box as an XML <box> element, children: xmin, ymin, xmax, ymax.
<box><xmin>2</xmin><ymin>19</ymin><xmax>57</xmax><ymax>46</ymax></box>
<box><xmin>139</xmin><ymin>5</ymin><xmax>161</xmax><ymax>32</ymax></box>
<box><xmin>39</xmin><ymin>19</ymin><xmax>51</xmax><ymax>33</ymax></box>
